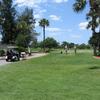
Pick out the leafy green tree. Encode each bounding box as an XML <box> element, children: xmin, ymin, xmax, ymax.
<box><xmin>16</xmin><ymin>8</ymin><xmax>37</xmax><ymax>48</ymax></box>
<box><xmin>31</xmin><ymin>38</ymin><xmax>37</xmax><ymax>48</ymax></box>
<box><xmin>69</xmin><ymin>43</ymin><xmax>75</xmax><ymax>49</ymax></box>
<box><xmin>61</xmin><ymin>41</ymin><xmax>69</xmax><ymax>48</ymax></box>
<box><xmin>0</xmin><ymin>0</ymin><xmax>17</xmax><ymax>44</ymax></box>
<box><xmin>39</xmin><ymin>37</ymin><xmax>58</xmax><ymax>51</ymax></box>
<box><xmin>44</xmin><ymin>37</ymin><xmax>58</xmax><ymax>50</ymax></box>
<box><xmin>77</xmin><ymin>43</ymin><xmax>90</xmax><ymax>49</ymax></box>
<box><xmin>61</xmin><ymin>41</ymin><xmax>75</xmax><ymax>49</ymax></box>
<box><xmin>16</xmin><ymin>34</ymin><xmax>30</xmax><ymax>48</ymax></box>
<box><xmin>37</xmin><ymin>41</ymin><xmax>44</xmax><ymax>49</ymax></box>
<box><xmin>39</xmin><ymin>18</ymin><xmax>49</xmax><ymax>52</ymax></box>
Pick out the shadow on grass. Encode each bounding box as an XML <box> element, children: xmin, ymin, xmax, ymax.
<box><xmin>89</xmin><ymin>66</ymin><xmax>100</xmax><ymax>70</ymax></box>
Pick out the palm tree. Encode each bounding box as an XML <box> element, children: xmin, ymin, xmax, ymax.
<box><xmin>73</xmin><ymin>0</ymin><xmax>100</xmax><ymax>56</ymax></box>
<box><xmin>39</xmin><ymin>18</ymin><xmax>49</xmax><ymax>52</ymax></box>
<box><xmin>73</xmin><ymin>0</ymin><xmax>99</xmax><ymax>12</ymax></box>
<box><xmin>73</xmin><ymin>0</ymin><xmax>100</xmax><ymax>33</ymax></box>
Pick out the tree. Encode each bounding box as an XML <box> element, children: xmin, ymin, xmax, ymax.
<box><xmin>61</xmin><ymin>41</ymin><xmax>75</xmax><ymax>49</ymax></box>
<box><xmin>39</xmin><ymin>37</ymin><xmax>58</xmax><ymax>51</ymax></box>
<box><xmin>61</xmin><ymin>41</ymin><xmax>69</xmax><ymax>48</ymax></box>
<box><xmin>69</xmin><ymin>43</ymin><xmax>75</xmax><ymax>49</ymax></box>
<box><xmin>73</xmin><ymin>0</ymin><xmax>100</xmax><ymax>34</ymax></box>
<box><xmin>0</xmin><ymin>0</ymin><xmax>17</xmax><ymax>44</ymax></box>
<box><xmin>77</xmin><ymin>43</ymin><xmax>90</xmax><ymax>49</ymax></box>
<box><xmin>44</xmin><ymin>37</ymin><xmax>58</xmax><ymax>50</ymax></box>
<box><xmin>73</xmin><ymin>0</ymin><xmax>100</xmax><ymax>55</ymax></box>
<box><xmin>89</xmin><ymin>33</ymin><xmax>100</xmax><ymax>55</ymax></box>
<box><xmin>16</xmin><ymin>8</ymin><xmax>37</xmax><ymax>48</ymax></box>
<box><xmin>39</xmin><ymin>18</ymin><xmax>49</xmax><ymax>52</ymax></box>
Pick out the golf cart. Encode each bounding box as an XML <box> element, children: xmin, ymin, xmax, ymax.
<box><xmin>6</xmin><ymin>46</ymin><xmax>20</xmax><ymax>62</ymax></box>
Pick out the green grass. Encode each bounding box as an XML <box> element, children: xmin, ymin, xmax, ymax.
<box><xmin>31</xmin><ymin>48</ymin><xmax>41</xmax><ymax>52</ymax></box>
<box><xmin>0</xmin><ymin>50</ymin><xmax>100</xmax><ymax>100</ymax></box>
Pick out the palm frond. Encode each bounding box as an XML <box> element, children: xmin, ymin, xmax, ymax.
<box><xmin>73</xmin><ymin>0</ymin><xmax>87</xmax><ymax>13</ymax></box>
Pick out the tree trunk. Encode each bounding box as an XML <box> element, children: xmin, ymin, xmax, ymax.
<box><xmin>93</xmin><ymin>45</ymin><xmax>97</xmax><ymax>56</ymax></box>
<box><xmin>43</xmin><ymin>26</ymin><xmax>45</xmax><ymax>52</ymax></box>
<box><xmin>92</xmin><ymin>27</ymin><xmax>97</xmax><ymax>56</ymax></box>
<box><xmin>99</xmin><ymin>46</ymin><xmax>100</xmax><ymax>56</ymax></box>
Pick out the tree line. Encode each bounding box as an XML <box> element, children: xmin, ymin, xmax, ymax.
<box><xmin>34</xmin><ymin>39</ymin><xmax>91</xmax><ymax>51</ymax></box>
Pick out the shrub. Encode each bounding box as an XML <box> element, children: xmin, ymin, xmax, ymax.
<box><xmin>0</xmin><ymin>49</ymin><xmax>5</xmax><ymax>56</ymax></box>
<box><xmin>17</xmin><ymin>47</ymin><xmax>27</xmax><ymax>52</ymax></box>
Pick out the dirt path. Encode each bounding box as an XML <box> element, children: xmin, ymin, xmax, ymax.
<box><xmin>0</xmin><ymin>60</ymin><xmax>11</xmax><ymax>66</ymax></box>
<box><xmin>24</xmin><ymin>53</ymin><xmax>47</xmax><ymax>60</ymax></box>
<box><xmin>0</xmin><ymin>53</ymin><xmax>47</xmax><ymax>66</ymax></box>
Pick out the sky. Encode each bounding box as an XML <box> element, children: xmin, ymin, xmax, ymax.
<box><xmin>1</xmin><ymin>0</ymin><xmax>93</xmax><ymax>44</ymax></box>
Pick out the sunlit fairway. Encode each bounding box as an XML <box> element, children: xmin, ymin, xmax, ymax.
<box><xmin>0</xmin><ymin>50</ymin><xmax>100</xmax><ymax>100</ymax></box>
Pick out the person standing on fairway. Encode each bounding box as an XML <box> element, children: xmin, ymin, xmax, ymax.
<box><xmin>74</xmin><ymin>45</ymin><xmax>77</xmax><ymax>54</ymax></box>
<box><xmin>65</xmin><ymin>45</ymin><xmax>68</xmax><ymax>54</ymax></box>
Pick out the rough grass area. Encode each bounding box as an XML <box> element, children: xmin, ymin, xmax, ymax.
<box><xmin>0</xmin><ymin>51</ymin><xmax>100</xmax><ymax>100</ymax></box>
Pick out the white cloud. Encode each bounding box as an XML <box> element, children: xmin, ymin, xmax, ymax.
<box><xmin>15</xmin><ymin>0</ymin><xmax>35</xmax><ymax>7</ymax></box>
<box><xmin>46</xmin><ymin>27</ymin><xmax>72</xmax><ymax>33</ymax></box>
<box><xmin>70</xmin><ymin>34</ymin><xmax>81</xmax><ymax>39</ymax></box>
<box><xmin>34</xmin><ymin>14</ymin><xmax>41</xmax><ymax>19</ymax></box>
<box><xmin>79</xmin><ymin>22</ymin><xmax>88</xmax><ymax>30</ymax></box>
<box><xmin>14</xmin><ymin>0</ymin><xmax>47</xmax><ymax>7</ymax></box>
<box><xmin>14</xmin><ymin>0</ymin><xmax>68</xmax><ymax>20</ymax></box>
<box><xmin>47</xmin><ymin>32</ymin><xmax>61</xmax><ymax>37</ymax></box>
<box><xmin>39</xmin><ymin>9</ymin><xmax>47</xmax><ymax>13</ymax></box>
<box><xmin>49</xmin><ymin>15</ymin><xmax>61</xmax><ymax>21</ymax></box>
<box><xmin>53</xmin><ymin>0</ymin><xmax>68</xmax><ymax>3</ymax></box>
<box><xmin>46</xmin><ymin>27</ymin><xmax>61</xmax><ymax>32</ymax></box>
<box><xmin>35</xmin><ymin>20</ymin><xmax>39</xmax><ymax>27</ymax></box>
<box><xmin>46</xmin><ymin>27</ymin><xmax>73</xmax><ymax>33</ymax></box>
<box><xmin>14</xmin><ymin>0</ymin><xmax>68</xmax><ymax>7</ymax></box>
<box><xmin>34</xmin><ymin>9</ymin><xmax>47</xmax><ymax>19</ymax></box>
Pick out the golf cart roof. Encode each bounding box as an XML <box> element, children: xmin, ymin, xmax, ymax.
<box><xmin>7</xmin><ymin>46</ymin><xmax>18</xmax><ymax>49</ymax></box>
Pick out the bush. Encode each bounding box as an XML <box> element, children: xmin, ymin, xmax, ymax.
<box><xmin>45</xmin><ymin>48</ymin><xmax>50</xmax><ymax>53</ymax></box>
<box><xmin>0</xmin><ymin>49</ymin><xmax>5</xmax><ymax>56</ymax></box>
<box><xmin>17</xmin><ymin>47</ymin><xmax>27</xmax><ymax>52</ymax></box>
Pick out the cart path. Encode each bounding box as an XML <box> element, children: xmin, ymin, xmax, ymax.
<box><xmin>0</xmin><ymin>53</ymin><xmax>47</xmax><ymax>66</ymax></box>
<box><xmin>0</xmin><ymin>60</ymin><xmax>11</xmax><ymax>66</ymax></box>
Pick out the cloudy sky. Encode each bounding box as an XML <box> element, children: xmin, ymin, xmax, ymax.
<box><xmin>1</xmin><ymin>0</ymin><xmax>92</xmax><ymax>44</ymax></box>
